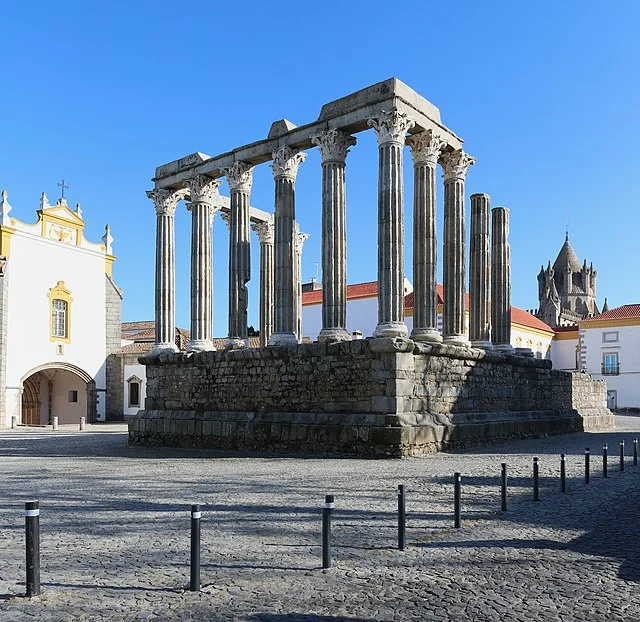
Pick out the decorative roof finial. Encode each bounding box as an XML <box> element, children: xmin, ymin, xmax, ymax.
<box><xmin>102</xmin><ymin>224</ymin><xmax>113</xmax><ymax>254</ymax></box>
<box><xmin>565</xmin><ymin>225</ymin><xmax>569</xmax><ymax>242</ymax></box>
<box><xmin>602</xmin><ymin>298</ymin><xmax>609</xmax><ymax>313</ymax></box>
<box><xmin>40</xmin><ymin>191</ymin><xmax>51</xmax><ymax>210</ymax></box>
<box><xmin>0</xmin><ymin>189</ymin><xmax>12</xmax><ymax>225</ymax></box>
<box><xmin>75</xmin><ymin>203</ymin><xmax>83</xmax><ymax>219</ymax></box>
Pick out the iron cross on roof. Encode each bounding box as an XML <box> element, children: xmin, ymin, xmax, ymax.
<box><xmin>57</xmin><ymin>179</ymin><xmax>69</xmax><ymax>199</ymax></box>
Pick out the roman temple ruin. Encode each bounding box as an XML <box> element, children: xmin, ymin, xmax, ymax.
<box><xmin>129</xmin><ymin>79</ymin><xmax>613</xmax><ymax>456</ymax></box>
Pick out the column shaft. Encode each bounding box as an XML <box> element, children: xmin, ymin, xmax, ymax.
<box><xmin>312</xmin><ymin>129</ymin><xmax>356</xmax><ymax>343</ymax></box>
<box><xmin>440</xmin><ymin>150</ymin><xmax>475</xmax><ymax>347</ymax></box>
<box><xmin>469</xmin><ymin>193</ymin><xmax>492</xmax><ymax>349</ymax></box>
<box><xmin>188</xmin><ymin>202</ymin><xmax>214</xmax><ymax>349</ymax></box>
<box><xmin>368</xmin><ymin>111</ymin><xmax>414</xmax><ymax>339</ymax></box>
<box><xmin>491</xmin><ymin>207</ymin><xmax>513</xmax><ymax>351</ymax></box>
<box><xmin>407</xmin><ymin>131</ymin><xmax>444</xmax><ymax>343</ymax></box>
<box><xmin>252</xmin><ymin>220</ymin><xmax>275</xmax><ymax>347</ymax></box>
<box><xmin>228</xmin><ymin>190</ymin><xmax>251</xmax><ymax>347</ymax></box>
<box><xmin>269</xmin><ymin>146</ymin><xmax>306</xmax><ymax>346</ymax></box>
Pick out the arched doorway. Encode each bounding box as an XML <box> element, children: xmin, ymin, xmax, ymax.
<box><xmin>20</xmin><ymin>363</ymin><xmax>96</xmax><ymax>425</ymax></box>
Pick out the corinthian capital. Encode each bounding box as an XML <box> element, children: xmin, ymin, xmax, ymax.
<box><xmin>271</xmin><ymin>145</ymin><xmax>307</xmax><ymax>180</ymax></box>
<box><xmin>251</xmin><ymin>220</ymin><xmax>274</xmax><ymax>245</ymax></box>
<box><xmin>367</xmin><ymin>110</ymin><xmax>415</xmax><ymax>147</ymax></box>
<box><xmin>440</xmin><ymin>149</ymin><xmax>476</xmax><ymax>182</ymax></box>
<box><xmin>295</xmin><ymin>224</ymin><xmax>310</xmax><ymax>255</ymax></box>
<box><xmin>406</xmin><ymin>130</ymin><xmax>447</xmax><ymax>167</ymax></box>
<box><xmin>222</xmin><ymin>161</ymin><xmax>254</xmax><ymax>193</ymax></box>
<box><xmin>311</xmin><ymin>129</ymin><xmax>356</xmax><ymax>163</ymax></box>
<box><xmin>146</xmin><ymin>187</ymin><xmax>188</xmax><ymax>216</ymax></box>
<box><xmin>185</xmin><ymin>175</ymin><xmax>221</xmax><ymax>205</ymax></box>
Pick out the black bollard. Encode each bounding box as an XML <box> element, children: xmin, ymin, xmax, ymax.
<box><xmin>533</xmin><ymin>457</ymin><xmax>540</xmax><ymax>502</ymax></box>
<box><xmin>501</xmin><ymin>463</ymin><xmax>508</xmax><ymax>512</ymax></box>
<box><xmin>25</xmin><ymin>501</ymin><xmax>40</xmax><ymax>597</ymax></box>
<box><xmin>560</xmin><ymin>454</ymin><xmax>566</xmax><ymax>493</ymax></box>
<box><xmin>585</xmin><ymin>448</ymin><xmax>590</xmax><ymax>484</ymax></box>
<box><xmin>620</xmin><ymin>441</ymin><xmax>625</xmax><ymax>472</ymax></box>
<box><xmin>603</xmin><ymin>444</ymin><xmax>608</xmax><ymax>478</ymax></box>
<box><xmin>397</xmin><ymin>484</ymin><xmax>406</xmax><ymax>551</ymax></box>
<box><xmin>454</xmin><ymin>473</ymin><xmax>462</xmax><ymax>528</ymax></box>
<box><xmin>634</xmin><ymin>439</ymin><xmax>638</xmax><ymax>466</ymax></box>
<box><xmin>322</xmin><ymin>494</ymin><xmax>334</xmax><ymax>569</ymax></box>
<box><xmin>190</xmin><ymin>504</ymin><xmax>201</xmax><ymax>592</ymax></box>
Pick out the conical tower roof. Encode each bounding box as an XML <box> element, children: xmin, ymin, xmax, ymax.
<box><xmin>553</xmin><ymin>233</ymin><xmax>582</xmax><ymax>272</ymax></box>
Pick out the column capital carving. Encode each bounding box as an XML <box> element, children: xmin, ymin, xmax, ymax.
<box><xmin>185</xmin><ymin>174</ymin><xmax>221</xmax><ymax>205</ymax></box>
<box><xmin>406</xmin><ymin>130</ymin><xmax>447</xmax><ymax>167</ymax></box>
<box><xmin>222</xmin><ymin>161</ymin><xmax>254</xmax><ymax>193</ymax></box>
<box><xmin>311</xmin><ymin>128</ymin><xmax>356</xmax><ymax>163</ymax></box>
<box><xmin>440</xmin><ymin>149</ymin><xmax>476</xmax><ymax>182</ymax></box>
<box><xmin>271</xmin><ymin>145</ymin><xmax>307</xmax><ymax>180</ymax></box>
<box><xmin>295</xmin><ymin>225</ymin><xmax>310</xmax><ymax>255</ymax></box>
<box><xmin>219</xmin><ymin>211</ymin><xmax>231</xmax><ymax>230</ymax></box>
<box><xmin>367</xmin><ymin>110</ymin><xmax>415</xmax><ymax>147</ymax></box>
<box><xmin>146</xmin><ymin>187</ymin><xmax>188</xmax><ymax>216</ymax></box>
<box><xmin>251</xmin><ymin>220</ymin><xmax>274</xmax><ymax>245</ymax></box>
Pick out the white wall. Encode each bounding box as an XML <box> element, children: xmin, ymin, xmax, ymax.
<box><xmin>123</xmin><ymin>363</ymin><xmax>146</xmax><ymax>417</ymax></box>
<box><xmin>551</xmin><ymin>337</ymin><xmax>579</xmax><ymax>370</ymax></box>
<box><xmin>582</xmin><ymin>324</ymin><xmax>640</xmax><ymax>408</ymax></box>
<box><xmin>4</xmin><ymin>229</ymin><xmax>108</xmax><ymax>425</ymax></box>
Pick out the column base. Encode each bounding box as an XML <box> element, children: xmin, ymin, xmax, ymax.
<box><xmin>471</xmin><ymin>340</ymin><xmax>493</xmax><ymax>351</ymax></box>
<box><xmin>318</xmin><ymin>328</ymin><xmax>352</xmax><ymax>343</ymax></box>
<box><xmin>443</xmin><ymin>334</ymin><xmax>471</xmax><ymax>348</ymax></box>
<box><xmin>373</xmin><ymin>322</ymin><xmax>409</xmax><ymax>339</ymax></box>
<box><xmin>150</xmin><ymin>343</ymin><xmax>179</xmax><ymax>356</ymax></box>
<box><xmin>268</xmin><ymin>332</ymin><xmax>299</xmax><ymax>346</ymax></box>
<box><xmin>225</xmin><ymin>337</ymin><xmax>248</xmax><ymax>350</ymax></box>
<box><xmin>410</xmin><ymin>327</ymin><xmax>443</xmax><ymax>343</ymax></box>
<box><xmin>494</xmin><ymin>343</ymin><xmax>515</xmax><ymax>354</ymax></box>
<box><xmin>187</xmin><ymin>339</ymin><xmax>216</xmax><ymax>353</ymax></box>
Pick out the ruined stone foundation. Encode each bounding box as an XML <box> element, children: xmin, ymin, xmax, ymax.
<box><xmin>129</xmin><ymin>339</ymin><xmax>614</xmax><ymax>457</ymax></box>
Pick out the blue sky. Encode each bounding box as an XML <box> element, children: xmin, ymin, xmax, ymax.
<box><xmin>2</xmin><ymin>1</ymin><xmax>638</xmax><ymax>334</ymax></box>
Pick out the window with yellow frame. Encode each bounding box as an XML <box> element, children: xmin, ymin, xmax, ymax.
<box><xmin>48</xmin><ymin>281</ymin><xmax>73</xmax><ymax>343</ymax></box>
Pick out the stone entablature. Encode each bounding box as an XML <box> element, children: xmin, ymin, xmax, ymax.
<box><xmin>130</xmin><ymin>339</ymin><xmax>613</xmax><ymax>456</ymax></box>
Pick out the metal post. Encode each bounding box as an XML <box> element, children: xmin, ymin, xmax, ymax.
<box><xmin>11</xmin><ymin>416</ymin><xmax>17</xmax><ymax>429</ymax></box>
<box><xmin>533</xmin><ymin>457</ymin><xmax>540</xmax><ymax>502</ymax></box>
<box><xmin>500</xmin><ymin>462</ymin><xmax>507</xmax><ymax>512</ymax></box>
<box><xmin>634</xmin><ymin>439</ymin><xmax>638</xmax><ymax>466</ymax></box>
<box><xmin>585</xmin><ymin>448</ymin><xmax>590</xmax><ymax>484</ymax></box>
<box><xmin>397</xmin><ymin>484</ymin><xmax>406</xmax><ymax>550</ymax></box>
<box><xmin>25</xmin><ymin>501</ymin><xmax>40</xmax><ymax>597</ymax></box>
<box><xmin>560</xmin><ymin>454</ymin><xmax>566</xmax><ymax>493</ymax></box>
<box><xmin>620</xmin><ymin>440</ymin><xmax>625</xmax><ymax>472</ymax></box>
<box><xmin>454</xmin><ymin>473</ymin><xmax>462</xmax><ymax>528</ymax></box>
<box><xmin>52</xmin><ymin>416</ymin><xmax>58</xmax><ymax>431</ymax></box>
<box><xmin>322</xmin><ymin>494</ymin><xmax>334</xmax><ymax>569</ymax></box>
<box><xmin>79</xmin><ymin>416</ymin><xmax>86</xmax><ymax>431</ymax></box>
<box><xmin>190</xmin><ymin>504</ymin><xmax>201</xmax><ymax>592</ymax></box>
<box><xmin>603</xmin><ymin>444</ymin><xmax>608</xmax><ymax>478</ymax></box>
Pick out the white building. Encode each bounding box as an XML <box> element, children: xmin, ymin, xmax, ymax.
<box><xmin>0</xmin><ymin>188</ymin><xmax>121</xmax><ymax>426</ymax></box>
<box><xmin>301</xmin><ymin>280</ymin><xmax>555</xmax><ymax>358</ymax></box>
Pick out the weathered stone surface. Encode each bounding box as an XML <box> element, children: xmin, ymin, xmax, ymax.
<box><xmin>130</xmin><ymin>340</ymin><xmax>613</xmax><ymax>457</ymax></box>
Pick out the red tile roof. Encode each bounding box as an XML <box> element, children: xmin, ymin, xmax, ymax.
<box><xmin>581</xmin><ymin>304</ymin><xmax>640</xmax><ymax>322</ymax></box>
<box><xmin>304</xmin><ymin>280</ymin><xmax>553</xmax><ymax>333</ymax></box>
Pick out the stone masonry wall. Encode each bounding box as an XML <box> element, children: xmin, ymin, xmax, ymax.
<box><xmin>130</xmin><ymin>338</ymin><xmax>613</xmax><ymax>456</ymax></box>
<box><xmin>105</xmin><ymin>275</ymin><xmax>123</xmax><ymax>421</ymax></box>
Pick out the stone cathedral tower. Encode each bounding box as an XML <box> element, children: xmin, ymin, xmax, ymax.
<box><xmin>536</xmin><ymin>233</ymin><xmax>598</xmax><ymax>327</ymax></box>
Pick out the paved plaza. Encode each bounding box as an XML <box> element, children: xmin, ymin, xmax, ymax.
<box><xmin>1</xmin><ymin>418</ymin><xmax>640</xmax><ymax>621</ymax></box>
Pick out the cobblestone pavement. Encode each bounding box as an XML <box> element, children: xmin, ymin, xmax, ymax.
<box><xmin>1</xmin><ymin>419</ymin><xmax>640</xmax><ymax>621</ymax></box>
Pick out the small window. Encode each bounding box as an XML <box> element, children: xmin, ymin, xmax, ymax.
<box><xmin>52</xmin><ymin>300</ymin><xmax>67</xmax><ymax>338</ymax></box>
<box><xmin>129</xmin><ymin>382</ymin><xmax>140</xmax><ymax>408</ymax></box>
<box><xmin>603</xmin><ymin>331</ymin><xmax>619</xmax><ymax>343</ymax></box>
<box><xmin>602</xmin><ymin>353</ymin><xmax>619</xmax><ymax>375</ymax></box>
<box><xmin>68</xmin><ymin>390</ymin><xmax>78</xmax><ymax>403</ymax></box>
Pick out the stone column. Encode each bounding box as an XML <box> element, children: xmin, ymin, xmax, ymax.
<box><xmin>406</xmin><ymin>130</ymin><xmax>446</xmax><ymax>343</ymax></box>
<box><xmin>367</xmin><ymin>110</ymin><xmax>415</xmax><ymax>339</ymax></box>
<box><xmin>268</xmin><ymin>145</ymin><xmax>307</xmax><ymax>346</ymax></box>
<box><xmin>146</xmin><ymin>187</ymin><xmax>188</xmax><ymax>354</ymax></box>
<box><xmin>251</xmin><ymin>220</ymin><xmax>275</xmax><ymax>347</ymax></box>
<box><xmin>222</xmin><ymin>161</ymin><xmax>254</xmax><ymax>349</ymax></box>
<box><xmin>294</xmin><ymin>225</ymin><xmax>309</xmax><ymax>341</ymax></box>
<box><xmin>184</xmin><ymin>175</ymin><xmax>220</xmax><ymax>352</ymax></box>
<box><xmin>469</xmin><ymin>193</ymin><xmax>492</xmax><ymax>349</ymax></box>
<box><xmin>439</xmin><ymin>149</ymin><xmax>476</xmax><ymax>347</ymax></box>
<box><xmin>311</xmin><ymin>128</ymin><xmax>356</xmax><ymax>343</ymax></box>
<box><xmin>491</xmin><ymin>206</ymin><xmax>513</xmax><ymax>352</ymax></box>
